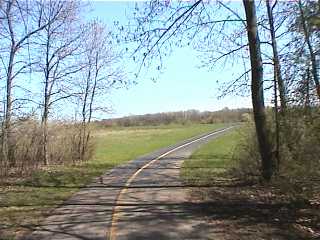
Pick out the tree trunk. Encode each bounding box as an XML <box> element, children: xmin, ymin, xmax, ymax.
<box><xmin>3</xmin><ymin>52</ymin><xmax>14</xmax><ymax>166</ymax></box>
<box><xmin>41</xmin><ymin>26</ymin><xmax>51</xmax><ymax>166</ymax></box>
<box><xmin>306</xmin><ymin>66</ymin><xmax>311</xmax><ymax>110</ymax></box>
<box><xmin>3</xmin><ymin>0</ymin><xmax>16</xmax><ymax>166</ymax></box>
<box><xmin>266</xmin><ymin>0</ymin><xmax>282</xmax><ymax>172</ymax></box>
<box><xmin>266</xmin><ymin>0</ymin><xmax>287</xmax><ymax>111</ymax></box>
<box><xmin>243</xmin><ymin>0</ymin><xmax>274</xmax><ymax>181</ymax></box>
<box><xmin>41</xmin><ymin>100</ymin><xmax>49</xmax><ymax>166</ymax></box>
<box><xmin>298</xmin><ymin>0</ymin><xmax>320</xmax><ymax>99</ymax></box>
<box><xmin>79</xmin><ymin>66</ymin><xmax>91</xmax><ymax>162</ymax></box>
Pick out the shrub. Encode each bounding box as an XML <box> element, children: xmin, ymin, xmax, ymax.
<box><xmin>0</xmin><ymin>119</ymin><xmax>94</xmax><ymax>181</ymax></box>
<box><xmin>234</xmin><ymin>108</ymin><xmax>320</xmax><ymax>198</ymax></box>
<box><xmin>232</xmin><ymin>122</ymin><xmax>261</xmax><ymax>180</ymax></box>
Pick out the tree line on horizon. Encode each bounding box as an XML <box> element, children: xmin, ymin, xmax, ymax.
<box><xmin>99</xmin><ymin>108</ymin><xmax>251</xmax><ymax>127</ymax></box>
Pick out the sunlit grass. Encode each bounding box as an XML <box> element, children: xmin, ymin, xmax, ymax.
<box><xmin>181</xmin><ymin>129</ymin><xmax>241</xmax><ymax>185</ymax></box>
<box><xmin>92</xmin><ymin>123</ymin><xmax>227</xmax><ymax>169</ymax></box>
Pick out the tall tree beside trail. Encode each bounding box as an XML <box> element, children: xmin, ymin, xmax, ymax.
<box><xmin>266</xmin><ymin>0</ymin><xmax>287</xmax><ymax>111</ymax></box>
<box><xmin>243</xmin><ymin>0</ymin><xmax>274</xmax><ymax>181</ymax></box>
<box><xmin>265</xmin><ymin>0</ymin><xmax>282</xmax><ymax>171</ymax></box>
<box><xmin>36</xmin><ymin>0</ymin><xmax>83</xmax><ymax>165</ymax></box>
<box><xmin>0</xmin><ymin>0</ymin><xmax>59</xmax><ymax>166</ymax></box>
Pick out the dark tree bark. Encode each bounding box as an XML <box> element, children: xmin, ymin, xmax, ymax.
<box><xmin>2</xmin><ymin>0</ymin><xmax>16</xmax><ymax>166</ymax></box>
<box><xmin>266</xmin><ymin>0</ymin><xmax>282</xmax><ymax>171</ymax></box>
<box><xmin>266</xmin><ymin>0</ymin><xmax>287</xmax><ymax>111</ymax></box>
<box><xmin>243</xmin><ymin>0</ymin><xmax>274</xmax><ymax>181</ymax></box>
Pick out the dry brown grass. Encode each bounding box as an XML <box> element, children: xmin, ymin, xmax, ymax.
<box><xmin>0</xmin><ymin>120</ymin><xmax>94</xmax><ymax>181</ymax></box>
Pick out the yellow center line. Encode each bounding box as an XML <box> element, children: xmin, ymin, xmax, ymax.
<box><xmin>108</xmin><ymin>127</ymin><xmax>233</xmax><ymax>240</ymax></box>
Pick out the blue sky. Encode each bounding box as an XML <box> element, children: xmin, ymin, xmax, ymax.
<box><xmin>89</xmin><ymin>1</ymin><xmax>252</xmax><ymax>118</ymax></box>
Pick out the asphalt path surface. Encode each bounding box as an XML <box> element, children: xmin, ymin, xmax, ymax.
<box><xmin>25</xmin><ymin>127</ymin><xmax>234</xmax><ymax>240</ymax></box>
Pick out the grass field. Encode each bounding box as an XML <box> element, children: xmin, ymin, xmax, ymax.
<box><xmin>181</xmin><ymin>129</ymin><xmax>241</xmax><ymax>185</ymax></box>
<box><xmin>0</xmin><ymin>123</ymin><xmax>226</xmax><ymax>239</ymax></box>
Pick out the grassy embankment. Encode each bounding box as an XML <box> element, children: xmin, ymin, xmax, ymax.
<box><xmin>0</xmin><ymin>123</ymin><xmax>226</xmax><ymax>239</ymax></box>
<box><xmin>181</xmin><ymin>129</ymin><xmax>241</xmax><ymax>185</ymax></box>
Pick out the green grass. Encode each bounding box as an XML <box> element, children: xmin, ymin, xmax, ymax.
<box><xmin>92</xmin><ymin>123</ymin><xmax>227</xmax><ymax>170</ymax></box>
<box><xmin>0</xmin><ymin>123</ymin><xmax>226</xmax><ymax>239</ymax></box>
<box><xmin>181</xmin><ymin>129</ymin><xmax>241</xmax><ymax>185</ymax></box>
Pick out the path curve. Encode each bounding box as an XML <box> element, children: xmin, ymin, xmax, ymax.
<box><xmin>26</xmin><ymin>127</ymin><xmax>234</xmax><ymax>240</ymax></box>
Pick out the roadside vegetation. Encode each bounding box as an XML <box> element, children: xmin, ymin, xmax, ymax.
<box><xmin>0</xmin><ymin>123</ymin><xmax>225</xmax><ymax>239</ymax></box>
<box><xmin>181</xmin><ymin>129</ymin><xmax>240</xmax><ymax>185</ymax></box>
<box><xmin>182</xmin><ymin>123</ymin><xmax>320</xmax><ymax>239</ymax></box>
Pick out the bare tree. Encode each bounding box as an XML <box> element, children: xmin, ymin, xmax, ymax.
<box><xmin>243</xmin><ymin>0</ymin><xmax>274</xmax><ymax>180</ymax></box>
<box><xmin>298</xmin><ymin>0</ymin><xmax>320</xmax><ymax>99</ymax></box>
<box><xmin>276</xmin><ymin>0</ymin><xmax>320</xmax><ymax>105</ymax></box>
<box><xmin>35</xmin><ymin>0</ymin><xmax>83</xmax><ymax>165</ymax></box>
<box><xmin>0</xmin><ymin>0</ymin><xmax>60</xmax><ymax>165</ymax></box>
<box><xmin>265</xmin><ymin>0</ymin><xmax>282</xmax><ymax>172</ymax></box>
<box><xmin>76</xmin><ymin>20</ymin><xmax>123</xmax><ymax>161</ymax></box>
<box><xmin>266</xmin><ymin>0</ymin><xmax>287</xmax><ymax>111</ymax></box>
